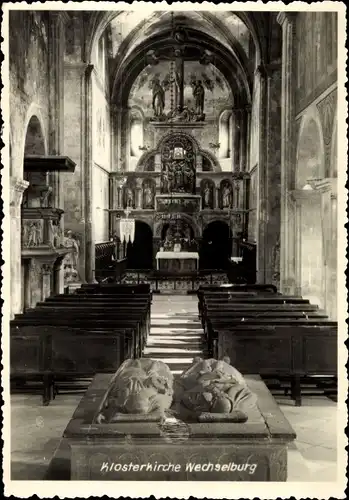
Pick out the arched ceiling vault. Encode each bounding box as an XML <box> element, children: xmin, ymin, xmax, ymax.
<box><xmin>84</xmin><ymin>11</ymin><xmax>272</xmax><ymax>107</ymax></box>
<box><xmin>111</xmin><ymin>28</ymin><xmax>252</xmax><ymax>107</ymax></box>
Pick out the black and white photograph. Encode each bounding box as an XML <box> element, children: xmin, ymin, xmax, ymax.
<box><xmin>1</xmin><ymin>2</ymin><xmax>347</xmax><ymax>498</ymax></box>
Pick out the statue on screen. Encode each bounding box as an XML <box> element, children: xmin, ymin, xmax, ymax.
<box><xmin>202</xmin><ymin>181</ymin><xmax>213</xmax><ymax>209</ymax></box>
<box><xmin>174</xmin><ymin>357</ymin><xmax>257</xmax><ymax>421</ymax></box>
<box><xmin>96</xmin><ymin>359</ymin><xmax>174</xmax><ymax>422</ymax></box>
<box><xmin>222</xmin><ymin>183</ymin><xmax>232</xmax><ymax>209</ymax></box>
<box><xmin>143</xmin><ymin>181</ymin><xmax>154</xmax><ymax>209</ymax></box>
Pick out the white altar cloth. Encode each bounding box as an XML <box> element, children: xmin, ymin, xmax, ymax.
<box><xmin>156</xmin><ymin>251</ymin><xmax>199</xmax><ymax>270</ymax></box>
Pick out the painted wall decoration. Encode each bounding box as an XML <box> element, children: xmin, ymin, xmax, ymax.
<box><xmin>92</xmin><ymin>76</ymin><xmax>111</xmax><ymax>170</ymax></box>
<box><xmin>296</xmin><ymin>12</ymin><xmax>337</xmax><ymax>111</ymax></box>
<box><xmin>129</xmin><ymin>61</ymin><xmax>232</xmax><ymax>121</ymax></box>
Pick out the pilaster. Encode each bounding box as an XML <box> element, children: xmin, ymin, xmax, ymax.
<box><xmin>277</xmin><ymin>12</ymin><xmax>297</xmax><ymax>293</ymax></box>
<box><xmin>10</xmin><ymin>178</ymin><xmax>29</xmax><ymax>318</ymax></box>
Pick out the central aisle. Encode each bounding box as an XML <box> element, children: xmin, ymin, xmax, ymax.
<box><xmin>143</xmin><ymin>295</ymin><xmax>205</xmax><ymax>374</ymax></box>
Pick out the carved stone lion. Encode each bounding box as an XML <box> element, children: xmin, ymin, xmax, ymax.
<box><xmin>174</xmin><ymin>357</ymin><xmax>258</xmax><ymax>422</ymax></box>
<box><xmin>96</xmin><ymin>359</ymin><xmax>174</xmax><ymax>422</ymax></box>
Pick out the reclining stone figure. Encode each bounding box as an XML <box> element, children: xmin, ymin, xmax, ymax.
<box><xmin>96</xmin><ymin>358</ymin><xmax>174</xmax><ymax>423</ymax></box>
<box><xmin>174</xmin><ymin>357</ymin><xmax>258</xmax><ymax>422</ymax></box>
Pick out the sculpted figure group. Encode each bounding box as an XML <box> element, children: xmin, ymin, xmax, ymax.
<box><xmin>96</xmin><ymin>356</ymin><xmax>257</xmax><ymax>423</ymax></box>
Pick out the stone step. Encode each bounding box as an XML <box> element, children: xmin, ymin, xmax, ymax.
<box><xmin>146</xmin><ymin>335</ymin><xmax>203</xmax><ymax>342</ymax></box>
<box><xmin>150</xmin><ymin>326</ymin><xmax>203</xmax><ymax>333</ymax></box>
<box><xmin>150</xmin><ymin>318</ymin><xmax>202</xmax><ymax>328</ymax></box>
<box><xmin>144</xmin><ymin>346</ymin><xmax>202</xmax><ymax>355</ymax></box>
<box><xmin>151</xmin><ymin>314</ymin><xmax>199</xmax><ymax>319</ymax></box>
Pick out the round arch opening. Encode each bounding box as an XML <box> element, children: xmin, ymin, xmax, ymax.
<box><xmin>200</xmin><ymin>220</ymin><xmax>231</xmax><ymax>270</ymax></box>
<box><xmin>126</xmin><ymin>221</ymin><xmax>153</xmax><ymax>270</ymax></box>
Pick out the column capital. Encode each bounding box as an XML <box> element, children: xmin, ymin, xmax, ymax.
<box><xmin>277</xmin><ymin>11</ymin><xmax>297</xmax><ymax>27</ymax></box>
<box><xmin>10</xmin><ymin>177</ymin><xmax>29</xmax><ymax>207</ymax></box>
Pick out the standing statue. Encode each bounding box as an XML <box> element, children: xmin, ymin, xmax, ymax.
<box><xmin>143</xmin><ymin>183</ymin><xmax>154</xmax><ymax>209</ymax></box>
<box><xmin>63</xmin><ymin>230</ymin><xmax>80</xmax><ymax>282</ymax></box>
<box><xmin>152</xmin><ymin>79</ymin><xmax>165</xmax><ymax>118</ymax></box>
<box><xmin>192</xmin><ymin>80</ymin><xmax>205</xmax><ymax>117</ymax></box>
<box><xmin>175</xmin><ymin>357</ymin><xmax>257</xmax><ymax>421</ymax></box>
<box><xmin>222</xmin><ymin>183</ymin><xmax>232</xmax><ymax>209</ymax></box>
<box><xmin>125</xmin><ymin>187</ymin><xmax>134</xmax><ymax>208</ymax></box>
<box><xmin>96</xmin><ymin>358</ymin><xmax>174</xmax><ymax>422</ymax></box>
<box><xmin>161</xmin><ymin>169</ymin><xmax>169</xmax><ymax>193</ymax></box>
<box><xmin>174</xmin><ymin>163</ymin><xmax>183</xmax><ymax>191</ymax></box>
<box><xmin>203</xmin><ymin>182</ymin><xmax>212</xmax><ymax>209</ymax></box>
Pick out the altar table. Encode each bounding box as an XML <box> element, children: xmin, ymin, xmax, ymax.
<box><xmin>156</xmin><ymin>251</ymin><xmax>199</xmax><ymax>271</ymax></box>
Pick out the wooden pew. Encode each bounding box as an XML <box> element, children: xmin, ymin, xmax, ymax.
<box><xmin>10</xmin><ymin>324</ymin><xmax>132</xmax><ymax>405</ymax></box>
<box><xmin>198</xmin><ymin>286</ymin><xmax>337</xmax><ymax>405</ymax></box>
<box><xmin>213</xmin><ymin>323</ymin><xmax>337</xmax><ymax>406</ymax></box>
<box><xmin>11</xmin><ymin>284</ymin><xmax>152</xmax><ymax>405</ymax></box>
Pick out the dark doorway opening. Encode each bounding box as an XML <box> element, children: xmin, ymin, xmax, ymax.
<box><xmin>200</xmin><ymin>221</ymin><xmax>231</xmax><ymax>270</ymax></box>
<box><xmin>127</xmin><ymin>221</ymin><xmax>153</xmax><ymax>269</ymax></box>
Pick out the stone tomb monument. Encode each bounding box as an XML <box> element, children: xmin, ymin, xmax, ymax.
<box><xmin>48</xmin><ymin>358</ymin><xmax>296</xmax><ymax>481</ymax></box>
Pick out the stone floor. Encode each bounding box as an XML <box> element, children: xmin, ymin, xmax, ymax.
<box><xmin>10</xmin><ymin>295</ymin><xmax>339</xmax><ymax>482</ymax></box>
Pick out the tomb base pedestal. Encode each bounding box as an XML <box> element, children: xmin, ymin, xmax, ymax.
<box><xmin>47</xmin><ymin>374</ymin><xmax>296</xmax><ymax>481</ymax></box>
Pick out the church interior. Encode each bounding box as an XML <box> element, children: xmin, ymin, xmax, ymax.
<box><xmin>7</xmin><ymin>8</ymin><xmax>341</xmax><ymax>484</ymax></box>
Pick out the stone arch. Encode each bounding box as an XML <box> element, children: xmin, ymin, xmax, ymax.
<box><xmin>201</xmin><ymin>150</ymin><xmax>222</xmax><ymax>172</ymax></box>
<box><xmin>126</xmin><ymin>220</ymin><xmax>154</xmax><ymax>269</ymax></box>
<box><xmin>158</xmin><ymin>130</ymin><xmax>200</xmax><ymax>153</ymax></box>
<box><xmin>295</xmin><ymin>106</ymin><xmax>325</xmax><ymax>189</ymax></box>
<box><xmin>154</xmin><ymin>214</ymin><xmax>201</xmax><ymax>240</ymax></box>
<box><xmin>200</xmin><ymin>219</ymin><xmax>231</xmax><ymax>270</ymax></box>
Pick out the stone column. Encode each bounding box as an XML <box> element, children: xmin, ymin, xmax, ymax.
<box><xmin>255</xmin><ymin>65</ymin><xmax>268</xmax><ymax>283</ymax></box>
<box><xmin>329</xmin><ymin>191</ymin><xmax>337</xmax><ymax>318</ymax></box>
<box><xmin>10</xmin><ymin>178</ymin><xmax>29</xmax><ymax>318</ymax></box>
<box><xmin>277</xmin><ymin>12</ymin><xmax>297</xmax><ymax>293</ymax></box>
<box><xmin>48</xmin><ymin>12</ymin><xmax>70</xmax><ymax>209</ymax></box>
<box><xmin>232</xmin><ymin>108</ymin><xmax>241</xmax><ymax>172</ymax></box>
<box><xmin>294</xmin><ymin>197</ymin><xmax>303</xmax><ymax>296</ymax></box>
<box><xmin>53</xmin><ymin>257</ymin><xmax>65</xmax><ymax>295</ymax></box>
<box><xmin>215</xmin><ymin>187</ymin><xmax>220</xmax><ymax>210</ymax></box>
<box><xmin>136</xmin><ymin>187</ymin><xmax>142</xmax><ymax>209</ymax></box>
<box><xmin>64</xmin><ymin>62</ymin><xmax>94</xmax><ymax>283</ymax></box>
<box><xmin>239</xmin><ymin>107</ymin><xmax>249</xmax><ymax>172</ymax></box>
<box><xmin>42</xmin><ymin>263</ymin><xmax>54</xmax><ymax>301</ymax></box>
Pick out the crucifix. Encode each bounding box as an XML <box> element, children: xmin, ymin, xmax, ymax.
<box><xmin>173</xmin><ymin>47</ymin><xmax>185</xmax><ymax>111</ymax></box>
